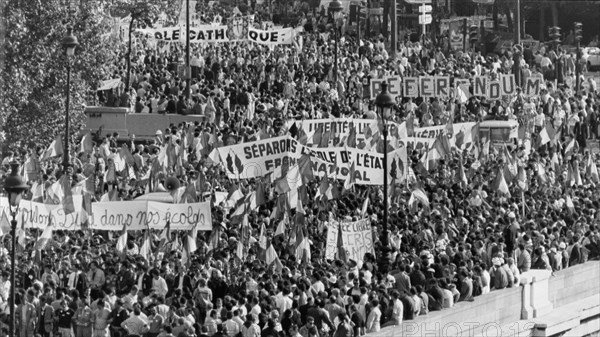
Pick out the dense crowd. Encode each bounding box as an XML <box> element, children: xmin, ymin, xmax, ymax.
<box><xmin>1</xmin><ymin>1</ymin><xmax>600</xmax><ymax>337</ymax></box>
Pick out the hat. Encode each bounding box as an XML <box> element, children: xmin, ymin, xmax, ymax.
<box><xmin>492</xmin><ymin>257</ymin><xmax>502</xmax><ymax>266</ymax></box>
<box><xmin>559</xmin><ymin>242</ymin><xmax>566</xmax><ymax>250</ymax></box>
<box><xmin>508</xmin><ymin>212</ymin><xmax>516</xmax><ymax>219</ymax></box>
<box><xmin>155</xmin><ymin>130</ymin><xmax>163</xmax><ymax>135</ymax></box>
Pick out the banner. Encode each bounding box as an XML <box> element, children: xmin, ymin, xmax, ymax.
<box><xmin>291</xmin><ymin>118</ymin><xmax>407</xmax><ymax>145</ymax></box>
<box><xmin>0</xmin><ymin>198</ymin><xmax>83</xmax><ymax>231</ymax></box>
<box><xmin>413</xmin><ymin>122</ymin><xmax>476</xmax><ymax>139</ymax></box>
<box><xmin>247</xmin><ymin>27</ymin><xmax>295</xmax><ymax>45</ymax></box>
<box><xmin>326</xmin><ymin>219</ymin><xmax>375</xmax><ymax>263</ymax></box>
<box><xmin>97</xmin><ymin>78</ymin><xmax>122</xmax><ymax>91</ymax></box>
<box><xmin>0</xmin><ymin>199</ymin><xmax>211</xmax><ymax>231</ymax></box>
<box><xmin>210</xmin><ymin>135</ymin><xmax>407</xmax><ymax>184</ymax></box>
<box><xmin>91</xmin><ymin>201</ymin><xmax>212</xmax><ymax>231</ymax></box>
<box><xmin>137</xmin><ymin>25</ymin><xmax>230</xmax><ymax>43</ymax></box>
<box><xmin>209</xmin><ymin>135</ymin><xmax>298</xmax><ymax>179</ymax></box>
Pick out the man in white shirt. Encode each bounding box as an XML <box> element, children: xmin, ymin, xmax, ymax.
<box><xmin>275</xmin><ymin>288</ymin><xmax>293</xmax><ymax>316</ymax></box>
<box><xmin>121</xmin><ymin>306</ymin><xmax>149</xmax><ymax>336</ymax></box>
<box><xmin>151</xmin><ymin>270</ymin><xmax>169</xmax><ymax>298</ymax></box>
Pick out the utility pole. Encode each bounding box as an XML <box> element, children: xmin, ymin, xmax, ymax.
<box><xmin>515</xmin><ymin>0</ymin><xmax>521</xmax><ymax>45</ymax></box>
<box><xmin>390</xmin><ymin>0</ymin><xmax>397</xmax><ymax>58</ymax></box>
<box><xmin>574</xmin><ymin>22</ymin><xmax>583</xmax><ymax>94</ymax></box>
<box><xmin>462</xmin><ymin>18</ymin><xmax>467</xmax><ymax>53</ymax></box>
<box><xmin>185</xmin><ymin>0</ymin><xmax>191</xmax><ymax>100</ymax></box>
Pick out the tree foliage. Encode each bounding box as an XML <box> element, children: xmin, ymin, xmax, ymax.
<box><xmin>0</xmin><ymin>0</ymin><xmax>115</xmax><ymax>152</ymax></box>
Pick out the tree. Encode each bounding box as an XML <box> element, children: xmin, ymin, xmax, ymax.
<box><xmin>0</xmin><ymin>0</ymin><xmax>115</xmax><ymax>152</ymax></box>
<box><xmin>112</xmin><ymin>0</ymin><xmax>162</xmax><ymax>90</ymax></box>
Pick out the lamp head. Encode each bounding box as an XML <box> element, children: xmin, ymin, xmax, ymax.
<box><xmin>62</xmin><ymin>26</ymin><xmax>79</xmax><ymax>57</ymax></box>
<box><xmin>328</xmin><ymin>0</ymin><xmax>343</xmax><ymax>13</ymax></box>
<box><xmin>3</xmin><ymin>161</ymin><xmax>29</xmax><ymax>207</ymax></box>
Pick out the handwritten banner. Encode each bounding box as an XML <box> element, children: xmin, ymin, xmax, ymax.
<box><xmin>0</xmin><ymin>198</ymin><xmax>83</xmax><ymax>231</ymax></box>
<box><xmin>91</xmin><ymin>201</ymin><xmax>212</xmax><ymax>231</ymax></box>
<box><xmin>0</xmin><ymin>199</ymin><xmax>212</xmax><ymax>231</ymax></box>
<box><xmin>326</xmin><ymin>219</ymin><xmax>375</xmax><ymax>263</ymax></box>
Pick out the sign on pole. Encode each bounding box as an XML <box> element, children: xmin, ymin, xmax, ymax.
<box><xmin>405</xmin><ymin>0</ymin><xmax>431</xmax><ymax>3</ymax></box>
<box><xmin>418</xmin><ymin>5</ymin><xmax>432</xmax><ymax>12</ymax></box>
<box><xmin>419</xmin><ymin>14</ymin><xmax>432</xmax><ymax>25</ymax></box>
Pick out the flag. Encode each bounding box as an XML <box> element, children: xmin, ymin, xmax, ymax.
<box><xmin>408</xmin><ymin>188</ymin><xmax>430</xmax><ymax>214</ymax></box>
<box><xmin>274</xmin><ymin>175</ymin><xmax>291</xmax><ymax>194</ymax></box>
<box><xmin>586</xmin><ymin>155</ymin><xmax>599</xmax><ymax>183</ymax></box>
<box><xmin>258</xmin><ymin>223</ymin><xmax>267</xmax><ymax>251</ymax></box>
<box><xmin>312</xmin><ymin>124</ymin><xmax>323</xmax><ymax>146</ymax></box>
<box><xmin>517</xmin><ymin>166</ymin><xmax>528</xmax><ymax>190</ymax></box>
<box><xmin>34</xmin><ymin>221</ymin><xmax>53</xmax><ymax>251</ymax></box>
<box><xmin>180</xmin><ymin>182</ymin><xmax>198</xmax><ymax>203</ymax></box>
<box><xmin>444</xmin><ymin>118</ymin><xmax>454</xmax><ymax>137</ymax></box>
<box><xmin>565</xmin><ymin>195</ymin><xmax>575</xmax><ymax>214</ymax></box>
<box><xmin>538</xmin><ymin>126</ymin><xmax>551</xmax><ymax>147</ymax></box>
<box><xmin>456</xmin><ymin>156</ymin><xmax>468</xmax><ymax>188</ymax></box>
<box><xmin>0</xmin><ymin>211</ymin><xmax>10</xmax><ymax>236</ymax></box>
<box><xmin>471</xmin><ymin>123</ymin><xmax>480</xmax><ymax>145</ymax></box>
<box><xmin>206</xmin><ymin>226</ymin><xmax>219</xmax><ymax>253</ymax></box>
<box><xmin>298</xmin><ymin>154</ymin><xmax>314</xmax><ymax>184</ymax></box>
<box><xmin>344</xmin><ymin>162</ymin><xmax>356</xmax><ymax>190</ymax></box>
<box><xmin>347</xmin><ymin>122</ymin><xmax>357</xmax><ymax>147</ymax></box>
<box><xmin>41</xmin><ymin>135</ymin><xmax>63</xmax><ymax>160</ymax></box>
<box><xmin>319</xmin><ymin>129</ymin><xmax>331</xmax><ymax>148</ymax></box>
<box><xmin>564</xmin><ymin>139</ymin><xmax>578</xmax><ymax>158</ymax></box>
<box><xmin>295</xmin><ymin>228</ymin><xmax>311</xmax><ymax>265</ymax></box>
<box><xmin>361</xmin><ymin>196</ymin><xmax>369</xmax><ymax>218</ymax></box>
<box><xmin>157</xmin><ymin>221</ymin><xmax>172</xmax><ymax>251</ymax></box>
<box><xmin>79</xmin><ymin>132</ymin><xmax>94</xmax><ymax>153</ymax></box>
<box><xmin>115</xmin><ymin>224</ymin><xmax>128</xmax><ymax>253</ymax></box>
<box><xmin>573</xmin><ymin>161</ymin><xmax>583</xmax><ymax>186</ymax></box>
<box><xmin>491</xmin><ymin>168</ymin><xmax>511</xmax><ymax>197</ymax></box>
<box><xmin>406</xmin><ymin>113</ymin><xmax>415</xmax><ymax>137</ymax></box>
<box><xmin>60</xmin><ymin>175</ymin><xmax>76</xmax><ymax>215</ymax></box>
<box><xmin>265</xmin><ymin>243</ymin><xmax>283</xmax><ymax>273</ymax></box>
<box><xmin>139</xmin><ymin>231</ymin><xmax>152</xmax><ymax>262</ymax></box>
<box><xmin>455</xmin><ymin>128</ymin><xmax>465</xmax><ymax>150</ymax></box>
<box><xmin>535</xmin><ymin>162</ymin><xmax>548</xmax><ymax>184</ymax></box>
<box><xmin>274</xmin><ymin>213</ymin><xmax>288</xmax><ymax>237</ymax></box>
<box><xmin>336</xmin><ymin>222</ymin><xmax>347</xmax><ymax>263</ymax></box>
<box><xmin>433</xmin><ymin>132</ymin><xmax>451</xmax><ymax>157</ymax></box>
<box><xmin>254</xmin><ymin>180</ymin><xmax>266</xmax><ymax>207</ymax></box>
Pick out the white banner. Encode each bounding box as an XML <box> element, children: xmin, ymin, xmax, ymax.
<box><xmin>247</xmin><ymin>27</ymin><xmax>295</xmax><ymax>45</ymax></box>
<box><xmin>91</xmin><ymin>201</ymin><xmax>212</xmax><ymax>231</ymax></box>
<box><xmin>290</xmin><ymin>119</ymin><xmax>408</xmax><ymax>145</ymax></box>
<box><xmin>0</xmin><ymin>198</ymin><xmax>83</xmax><ymax>231</ymax></box>
<box><xmin>210</xmin><ymin>135</ymin><xmax>407</xmax><ymax>185</ymax></box>
<box><xmin>97</xmin><ymin>78</ymin><xmax>122</xmax><ymax>91</ymax></box>
<box><xmin>0</xmin><ymin>199</ymin><xmax>211</xmax><ymax>231</ymax></box>
<box><xmin>137</xmin><ymin>25</ymin><xmax>229</xmax><ymax>43</ymax></box>
<box><xmin>413</xmin><ymin>122</ymin><xmax>476</xmax><ymax>139</ymax></box>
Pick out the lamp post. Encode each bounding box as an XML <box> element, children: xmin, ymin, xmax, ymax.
<box><xmin>375</xmin><ymin>82</ymin><xmax>394</xmax><ymax>249</ymax></box>
<box><xmin>3</xmin><ymin>161</ymin><xmax>30</xmax><ymax>337</ymax></box>
<box><xmin>329</xmin><ymin>0</ymin><xmax>343</xmax><ymax>85</ymax></box>
<box><xmin>62</xmin><ymin>26</ymin><xmax>79</xmax><ymax>171</ymax></box>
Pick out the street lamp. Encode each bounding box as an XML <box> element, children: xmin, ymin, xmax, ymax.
<box><xmin>3</xmin><ymin>161</ymin><xmax>29</xmax><ymax>337</ymax></box>
<box><xmin>62</xmin><ymin>26</ymin><xmax>79</xmax><ymax>170</ymax></box>
<box><xmin>329</xmin><ymin>0</ymin><xmax>343</xmax><ymax>85</ymax></box>
<box><xmin>375</xmin><ymin>82</ymin><xmax>394</xmax><ymax>249</ymax></box>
